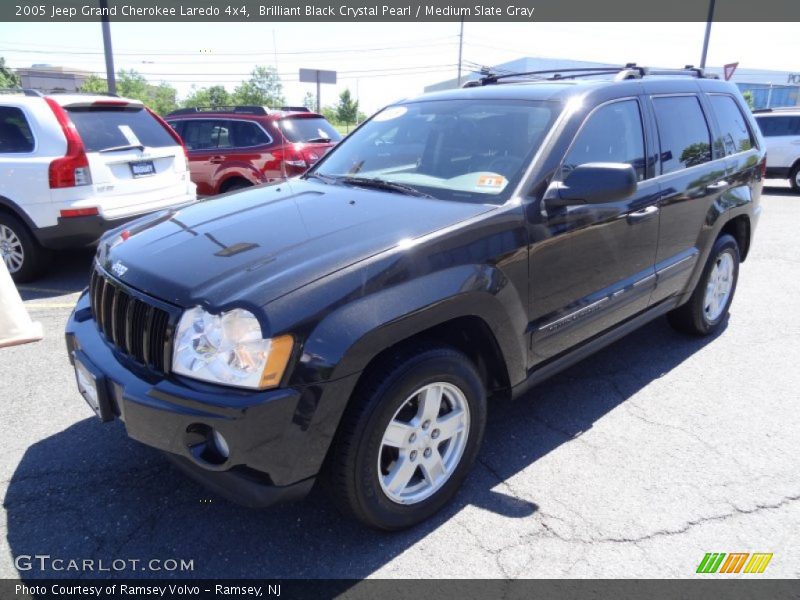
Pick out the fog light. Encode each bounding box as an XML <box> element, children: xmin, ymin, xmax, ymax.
<box><xmin>211</xmin><ymin>429</ymin><xmax>230</xmax><ymax>460</ymax></box>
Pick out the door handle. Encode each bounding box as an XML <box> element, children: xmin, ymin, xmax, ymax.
<box><xmin>209</xmin><ymin>155</ymin><xmax>225</xmax><ymax>164</ymax></box>
<box><xmin>627</xmin><ymin>205</ymin><xmax>659</xmax><ymax>224</ymax></box>
<box><xmin>706</xmin><ymin>180</ymin><xmax>730</xmax><ymax>192</ymax></box>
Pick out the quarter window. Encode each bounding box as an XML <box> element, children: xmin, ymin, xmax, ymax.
<box><xmin>652</xmin><ymin>96</ymin><xmax>712</xmax><ymax>174</ymax></box>
<box><xmin>709</xmin><ymin>95</ymin><xmax>755</xmax><ymax>155</ymax></box>
<box><xmin>0</xmin><ymin>106</ymin><xmax>35</xmax><ymax>153</ymax></box>
<box><xmin>755</xmin><ymin>115</ymin><xmax>800</xmax><ymax>137</ymax></box>
<box><xmin>562</xmin><ymin>100</ymin><xmax>646</xmax><ymax>181</ymax></box>
<box><xmin>229</xmin><ymin>120</ymin><xmax>270</xmax><ymax>147</ymax></box>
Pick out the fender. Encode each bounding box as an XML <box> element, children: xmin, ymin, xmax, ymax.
<box><xmin>0</xmin><ymin>195</ymin><xmax>37</xmax><ymax>231</ymax></box>
<box><xmin>677</xmin><ymin>177</ymin><xmax>758</xmax><ymax>306</ymax></box>
<box><xmin>288</xmin><ymin>263</ymin><xmax>528</xmax><ymax>389</ymax></box>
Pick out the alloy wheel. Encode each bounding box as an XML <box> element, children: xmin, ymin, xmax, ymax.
<box><xmin>0</xmin><ymin>224</ymin><xmax>24</xmax><ymax>274</ymax></box>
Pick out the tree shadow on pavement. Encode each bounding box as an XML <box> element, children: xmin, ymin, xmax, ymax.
<box><xmin>4</xmin><ymin>317</ymin><xmax>724</xmax><ymax>579</ymax></box>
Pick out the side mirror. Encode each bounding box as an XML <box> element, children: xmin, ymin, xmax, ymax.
<box><xmin>549</xmin><ymin>162</ymin><xmax>638</xmax><ymax>206</ymax></box>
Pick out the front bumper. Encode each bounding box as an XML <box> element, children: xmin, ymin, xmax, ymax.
<box><xmin>65</xmin><ymin>291</ymin><xmax>359</xmax><ymax>507</ymax></box>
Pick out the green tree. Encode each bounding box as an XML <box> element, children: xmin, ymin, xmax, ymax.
<box><xmin>0</xmin><ymin>57</ymin><xmax>20</xmax><ymax>88</ymax></box>
<box><xmin>79</xmin><ymin>74</ymin><xmax>108</xmax><ymax>93</ymax></box>
<box><xmin>232</xmin><ymin>65</ymin><xmax>284</xmax><ymax>107</ymax></box>
<box><xmin>335</xmin><ymin>88</ymin><xmax>359</xmax><ymax>127</ymax></box>
<box><xmin>79</xmin><ymin>70</ymin><xmax>177</xmax><ymax>115</ymax></box>
<box><xmin>182</xmin><ymin>85</ymin><xmax>231</xmax><ymax>109</ymax></box>
<box><xmin>302</xmin><ymin>92</ymin><xmax>316</xmax><ymax>111</ymax></box>
<box><xmin>742</xmin><ymin>90</ymin><xmax>755</xmax><ymax>110</ymax></box>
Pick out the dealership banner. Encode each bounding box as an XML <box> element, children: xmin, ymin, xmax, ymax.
<box><xmin>3</xmin><ymin>579</ymin><xmax>800</xmax><ymax>599</ymax></box>
<box><xmin>4</xmin><ymin>0</ymin><xmax>800</xmax><ymax>22</ymax></box>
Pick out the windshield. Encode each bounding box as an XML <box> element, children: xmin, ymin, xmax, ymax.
<box><xmin>310</xmin><ymin>98</ymin><xmax>560</xmax><ymax>203</ymax></box>
<box><xmin>278</xmin><ymin>117</ymin><xmax>342</xmax><ymax>143</ymax></box>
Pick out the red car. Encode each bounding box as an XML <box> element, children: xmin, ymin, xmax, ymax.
<box><xmin>165</xmin><ymin>106</ymin><xmax>341</xmax><ymax>196</ymax></box>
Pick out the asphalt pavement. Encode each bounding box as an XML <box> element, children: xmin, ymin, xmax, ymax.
<box><xmin>1</xmin><ymin>184</ymin><xmax>798</xmax><ymax>579</ymax></box>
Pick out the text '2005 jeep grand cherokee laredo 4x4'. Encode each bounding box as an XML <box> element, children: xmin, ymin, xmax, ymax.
<box><xmin>66</xmin><ymin>65</ymin><xmax>764</xmax><ymax>530</ymax></box>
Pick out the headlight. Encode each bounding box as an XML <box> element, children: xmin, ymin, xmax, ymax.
<box><xmin>172</xmin><ymin>306</ymin><xmax>293</xmax><ymax>390</ymax></box>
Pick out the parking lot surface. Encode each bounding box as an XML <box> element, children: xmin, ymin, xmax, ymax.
<box><xmin>1</xmin><ymin>185</ymin><xmax>798</xmax><ymax>579</ymax></box>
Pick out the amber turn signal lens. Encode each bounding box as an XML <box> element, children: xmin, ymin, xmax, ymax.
<box><xmin>259</xmin><ymin>335</ymin><xmax>294</xmax><ymax>389</ymax></box>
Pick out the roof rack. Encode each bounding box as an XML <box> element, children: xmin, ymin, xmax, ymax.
<box><xmin>279</xmin><ymin>106</ymin><xmax>312</xmax><ymax>113</ymax></box>
<box><xmin>464</xmin><ymin>64</ymin><xmax>718</xmax><ymax>87</ymax></box>
<box><xmin>166</xmin><ymin>105</ymin><xmax>270</xmax><ymax>116</ymax></box>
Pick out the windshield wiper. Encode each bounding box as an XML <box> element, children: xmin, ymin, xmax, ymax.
<box><xmin>98</xmin><ymin>143</ymin><xmax>146</xmax><ymax>153</ymax></box>
<box><xmin>339</xmin><ymin>176</ymin><xmax>434</xmax><ymax>198</ymax></box>
<box><xmin>304</xmin><ymin>137</ymin><xmax>333</xmax><ymax>144</ymax></box>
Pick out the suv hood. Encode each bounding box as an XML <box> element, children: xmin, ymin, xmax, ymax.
<box><xmin>99</xmin><ymin>179</ymin><xmax>495</xmax><ymax>309</ymax></box>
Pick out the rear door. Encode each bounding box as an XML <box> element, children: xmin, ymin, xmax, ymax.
<box><xmin>647</xmin><ymin>94</ymin><xmax>729</xmax><ymax>304</ymax></box>
<box><xmin>177</xmin><ymin>119</ymin><xmax>226</xmax><ymax>195</ymax></box>
<box><xmin>64</xmin><ymin>102</ymin><xmax>188</xmax><ymax>212</ymax></box>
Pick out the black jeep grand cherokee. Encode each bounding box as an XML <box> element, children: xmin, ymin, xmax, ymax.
<box><xmin>66</xmin><ymin>66</ymin><xmax>764</xmax><ymax>530</ymax></box>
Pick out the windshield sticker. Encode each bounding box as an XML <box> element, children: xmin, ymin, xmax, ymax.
<box><xmin>118</xmin><ymin>125</ymin><xmax>141</xmax><ymax>147</ymax></box>
<box><xmin>476</xmin><ymin>174</ymin><xmax>506</xmax><ymax>189</ymax></box>
<box><xmin>373</xmin><ymin>106</ymin><xmax>408</xmax><ymax>122</ymax></box>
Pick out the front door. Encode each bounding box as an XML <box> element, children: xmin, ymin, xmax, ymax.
<box><xmin>528</xmin><ymin>98</ymin><xmax>661</xmax><ymax>366</ymax></box>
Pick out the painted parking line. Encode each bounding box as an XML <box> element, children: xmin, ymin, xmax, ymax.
<box><xmin>17</xmin><ymin>286</ymin><xmax>76</xmax><ymax>294</ymax></box>
<box><xmin>25</xmin><ymin>303</ymin><xmax>76</xmax><ymax>309</ymax></box>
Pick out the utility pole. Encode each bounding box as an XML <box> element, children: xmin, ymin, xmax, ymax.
<box><xmin>456</xmin><ymin>17</ymin><xmax>464</xmax><ymax>87</ymax></box>
<box><xmin>699</xmin><ymin>0</ymin><xmax>716</xmax><ymax>69</ymax></box>
<box><xmin>99</xmin><ymin>0</ymin><xmax>116</xmax><ymax>94</ymax></box>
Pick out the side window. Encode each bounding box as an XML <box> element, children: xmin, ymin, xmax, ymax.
<box><xmin>652</xmin><ymin>96</ymin><xmax>712</xmax><ymax>174</ymax></box>
<box><xmin>0</xmin><ymin>106</ymin><xmax>35</xmax><ymax>153</ymax></box>
<box><xmin>709</xmin><ymin>95</ymin><xmax>755</xmax><ymax>155</ymax></box>
<box><xmin>562</xmin><ymin>99</ymin><xmax>646</xmax><ymax>181</ymax></box>
<box><xmin>229</xmin><ymin>120</ymin><xmax>270</xmax><ymax>147</ymax></box>
<box><xmin>212</xmin><ymin>121</ymin><xmax>231</xmax><ymax>148</ymax></box>
<box><xmin>756</xmin><ymin>116</ymin><xmax>800</xmax><ymax>137</ymax></box>
<box><xmin>181</xmin><ymin>120</ymin><xmax>218</xmax><ymax>150</ymax></box>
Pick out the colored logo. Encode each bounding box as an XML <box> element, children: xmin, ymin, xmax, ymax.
<box><xmin>696</xmin><ymin>552</ymin><xmax>773</xmax><ymax>574</ymax></box>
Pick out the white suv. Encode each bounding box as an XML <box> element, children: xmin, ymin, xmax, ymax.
<box><xmin>0</xmin><ymin>90</ymin><xmax>196</xmax><ymax>281</ymax></box>
<box><xmin>753</xmin><ymin>107</ymin><xmax>800</xmax><ymax>192</ymax></box>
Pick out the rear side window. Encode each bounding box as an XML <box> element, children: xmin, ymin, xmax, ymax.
<box><xmin>66</xmin><ymin>106</ymin><xmax>176</xmax><ymax>152</ymax></box>
<box><xmin>709</xmin><ymin>95</ymin><xmax>755</xmax><ymax>155</ymax></box>
<box><xmin>228</xmin><ymin>120</ymin><xmax>271</xmax><ymax>147</ymax></box>
<box><xmin>0</xmin><ymin>106</ymin><xmax>35</xmax><ymax>153</ymax></box>
<box><xmin>278</xmin><ymin>117</ymin><xmax>341</xmax><ymax>143</ymax></box>
<box><xmin>756</xmin><ymin>115</ymin><xmax>800</xmax><ymax>137</ymax></box>
<box><xmin>563</xmin><ymin>99</ymin><xmax>646</xmax><ymax>181</ymax></box>
<box><xmin>181</xmin><ymin>120</ymin><xmax>224</xmax><ymax>150</ymax></box>
<box><xmin>652</xmin><ymin>96</ymin><xmax>712</xmax><ymax>174</ymax></box>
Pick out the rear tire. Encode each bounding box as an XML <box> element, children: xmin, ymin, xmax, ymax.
<box><xmin>0</xmin><ymin>213</ymin><xmax>50</xmax><ymax>283</ymax></box>
<box><xmin>324</xmin><ymin>345</ymin><xmax>486</xmax><ymax>530</ymax></box>
<box><xmin>667</xmin><ymin>234</ymin><xmax>740</xmax><ymax>336</ymax></box>
<box><xmin>790</xmin><ymin>163</ymin><xmax>800</xmax><ymax>193</ymax></box>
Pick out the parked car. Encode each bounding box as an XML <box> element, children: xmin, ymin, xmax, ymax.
<box><xmin>753</xmin><ymin>107</ymin><xmax>800</xmax><ymax>191</ymax></box>
<box><xmin>0</xmin><ymin>89</ymin><xmax>196</xmax><ymax>282</ymax></box>
<box><xmin>165</xmin><ymin>106</ymin><xmax>341</xmax><ymax>195</ymax></box>
<box><xmin>66</xmin><ymin>66</ymin><xmax>764</xmax><ymax>530</ymax></box>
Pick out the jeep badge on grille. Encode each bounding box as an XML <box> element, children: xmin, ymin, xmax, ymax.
<box><xmin>111</xmin><ymin>261</ymin><xmax>128</xmax><ymax>277</ymax></box>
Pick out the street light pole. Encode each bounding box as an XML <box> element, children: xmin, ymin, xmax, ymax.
<box><xmin>699</xmin><ymin>0</ymin><xmax>716</xmax><ymax>70</ymax></box>
<box><xmin>99</xmin><ymin>0</ymin><xmax>116</xmax><ymax>94</ymax></box>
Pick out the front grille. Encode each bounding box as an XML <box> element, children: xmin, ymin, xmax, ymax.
<box><xmin>89</xmin><ymin>269</ymin><xmax>172</xmax><ymax>372</ymax></box>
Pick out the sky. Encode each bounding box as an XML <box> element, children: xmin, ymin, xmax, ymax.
<box><xmin>0</xmin><ymin>21</ymin><xmax>798</xmax><ymax>113</ymax></box>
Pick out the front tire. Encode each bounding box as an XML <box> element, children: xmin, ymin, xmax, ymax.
<box><xmin>667</xmin><ymin>233</ymin><xmax>740</xmax><ymax>336</ymax></box>
<box><xmin>0</xmin><ymin>213</ymin><xmax>50</xmax><ymax>283</ymax></box>
<box><xmin>325</xmin><ymin>346</ymin><xmax>486</xmax><ymax>530</ymax></box>
<box><xmin>790</xmin><ymin>163</ymin><xmax>800</xmax><ymax>193</ymax></box>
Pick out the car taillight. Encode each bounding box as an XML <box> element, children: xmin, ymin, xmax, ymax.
<box><xmin>44</xmin><ymin>97</ymin><xmax>91</xmax><ymax>189</ymax></box>
<box><xmin>276</xmin><ymin>146</ymin><xmax>307</xmax><ymax>177</ymax></box>
<box><xmin>60</xmin><ymin>207</ymin><xmax>99</xmax><ymax>218</ymax></box>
